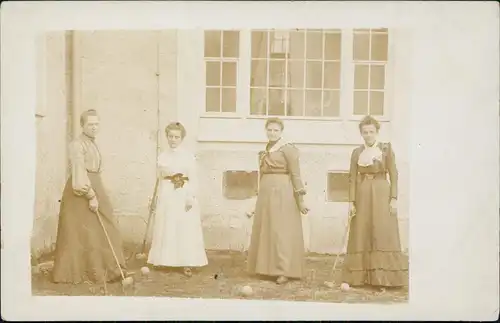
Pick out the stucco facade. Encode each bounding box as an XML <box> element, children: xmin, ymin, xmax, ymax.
<box><xmin>32</xmin><ymin>29</ymin><xmax>411</xmax><ymax>256</ymax></box>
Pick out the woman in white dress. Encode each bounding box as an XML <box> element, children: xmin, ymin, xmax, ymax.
<box><xmin>147</xmin><ymin>122</ymin><xmax>208</xmax><ymax>277</ymax></box>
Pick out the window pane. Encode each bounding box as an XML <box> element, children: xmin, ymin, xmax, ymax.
<box><xmin>323</xmin><ymin>90</ymin><xmax>340</xmax><ymax>117</ymax></box>
<box><xmin>222</xmin><ymin>31</ymin><xmax>240</xmax><ymax>58</ymax></box>
<box><xmin>250</xmin><ymin>88</ymin><xmax>267</xmax><ymax>115</ymax></box>
<box><xmin>353</xmin><ymin>91</ymin><xmax>369</xmax><ymax>115</ymax></box>
<box><xmin>371</xmin><ymin>33</ymin><xmax>388</xmax><ymax>61</ymax></box>
<box><xmin>289</xmin><ymin>30</ymin><xmax>305</xmax><ymax>59</ymax></box>
<box><xmin>288</xmin><ymin>60</ymin><xmax>304</xmax><ymax>88</ymax></box>
<box><xmin>306</xmin><ymin>61</ymin><xmax>322</xmax><ymax>89</ymax></box>
<box><xmin>370</xmin><ymin>65</ymin><xmax>385</xmax><ymax>90</ymax></box>
<box><xmin>206</xmin><ymin>61</ymin><xmax>220</xmax><ymax>86</ymax></box>
<box><xmin>324</xmin><ymin>32</ymin><xmax>341</xmax><ymax>60</ymax></box>
<box><xmin>327</xmin><ymin>172</ymin><xmax>349</xmax><ymax>202</ymax></box>
<box><xmin>353</xmin><ymin>33</ymin><xmax>370</xmax><ymax>61</ymax></box>
<box><xmin>204</xmin><ymin>30</ymin><xmax>221</xmax><ymax>58</ymax></box>
<box><xmin>324</xmin><ymin>62</ymin><xmax>341</xmax><ymax>89</ymax></box>
<box><xmin>372</xmin><ymin>28</ymin><xmax>388</xmax><ymax>32</ymax></box>
<box><xmin>251</xmin><ymin>59</ymin><xmax>267</xmax><ymax>87</ymax></box>
<box><xmin>222</xmin><ymin>62</ymin><xmax>237</xmax><ymax>87</ymax></box>
<box><xmin>223</xmin><ymin>171</ymin><xmax>259</xmax><ymax>200</ymax></box>
<box><xmin>305</xmin><ymin>90</ymin><xmax>322</xmax><ymax>116</ymax></box>
<box><xmin>221</xmin><ymin>88</ymin><xmax>236</xmax><ymax>112</ymax></box>
<box><xmin>288</xmin><ymin>90</ymin><xmax>304</xmax><ymax>116</ymax></box>
<box><xmin>251</xmin><ymin>31</ymin><xmax>268</xmax><ymax>58</ymax></box>
<box><xmin>306</xmin><ymin>31</ymin><xmax>323</xmax><ymax>60</ymax></box>
<box><xmin>206</xmin><ymin>88</ymin><xmax>220</xmax><ymax>112</ymax></box>
<box><xmin>270</xmin><ymin>30</ymin><xmax>289</xmax><ymax>55</ymax></box>
<box><xmin>369</xmin><ymin>91</ymin><xmax>384</xmax><ymax>115</ymax></box>
<box><xmin>269</xmin><ymin>60</ymin><xmax>286</xmax><ymax>87</ymax></box>
<box><xmin>267</xmin><ymin>88</ymin><xmax>285</xmax><ymax>116</ymax></box>
<box><xmin>354</xmin><ymin>64</ymin><xmax>369</xmax><ymax>89</ymax></box>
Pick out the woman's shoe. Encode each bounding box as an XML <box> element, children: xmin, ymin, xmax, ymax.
<box><xmin>183</xmin><ymin>267</ymin><xmax>193</xmax><ymax>277</ymax></box>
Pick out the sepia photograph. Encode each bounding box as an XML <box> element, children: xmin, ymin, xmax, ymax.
<box><xmin>1</xmin><ymin>1</ymin><xmax>498</xmax><ymax>321</ymax></box>
<box><xmin>31</xmin><ymin>28</ymin><xmax>410</xmax><ymax>303</ymax></box>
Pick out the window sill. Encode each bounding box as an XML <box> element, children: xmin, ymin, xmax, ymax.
<box><xmin>200</xmin><ymin>113</ymin><xmax>390</xmax><ymax>122</ymax></box>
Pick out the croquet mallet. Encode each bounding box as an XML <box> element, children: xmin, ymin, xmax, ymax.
<box><xmin>328</xmin><ymin>208</ymin><xmax>355</xmax><ymax>283</ymax></box>
<box><xmin>95</xmin><ymin>210</ymin><xmax>129</xmax><ymax>285</ymax></box>
<box><xmin>137</xmin><ymin>178</ymin><xmax>160</xmax><ymax>258</ymax></box>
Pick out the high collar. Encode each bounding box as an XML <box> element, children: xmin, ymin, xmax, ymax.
<box><xmin>267</xmin><ymin>137</ymin><xmax>289</xmax><ymax>153</ymax></box>
<box><xmin>364</xmin><ymin>141</ymin><xmax>379</xmax><ymax>149</ymax></box>
<box><xmin>81</xmin><ymin>132</ymin><xmax>96</xmax><ymax>142</ymax></box>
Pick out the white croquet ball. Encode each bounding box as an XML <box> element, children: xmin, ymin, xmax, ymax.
<box><xmin>239</xmin><ymin>285</ymin><xmax>253</xmax><ymax>297</ymax></box>
<box><xmin>122</xmin><ymin>276</ymin><xmax>134</xmax><ymax>286</ymax></box>
<box><xmin>140</xmin><ymin>266</ymin><xmax>150</xmax><ymax>275</ymax></box>
<box><xmin>340</xmin><ymin>282</ymin><xmax>350</xmax><ymax>291</ymax></box>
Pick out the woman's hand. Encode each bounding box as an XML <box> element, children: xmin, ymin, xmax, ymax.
<box><xmin>390</xmin><ymin>198</ymin><xmax>397</xmax><ymax>216</ymax></box>
<box><xmin>299</xmin><ymin>201</ymin><xmax>310</xmax><ymax>215</ymax></box>
<box><xmin>348</xmin><ymin>202</ymin><xmax>356</xmax><ymax>217</ymax></box>
<box><xmin>89</xmin><ymin>196</ymin><xmax>99</xmax><ymax>213</ymax></box>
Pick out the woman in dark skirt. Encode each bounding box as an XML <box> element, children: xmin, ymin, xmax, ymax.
<box><xmin>342</xmin><ymin>115</ymin><xmax>409</xmax><ymax>290</ymax></box>
<box><xmin>52</xmin><ymin>109</ymin><xmax>127</xmax><ymax>284</ymax></box>
<box><xmin>247</xmin><ymin>117</ymin><xmax>309</xmax><ymax>285</ymax></box>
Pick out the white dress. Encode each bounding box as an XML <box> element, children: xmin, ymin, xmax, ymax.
<box><xmin>147</xmin><ymin>146</ymin><xmax>208</xmax><ymax>267</ymax></box>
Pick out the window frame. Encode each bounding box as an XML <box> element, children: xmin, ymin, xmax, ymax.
<box><xmin>325</xmin><ymin>170</ymin><xmax>351</xmax><ymax>203</ymax></box>
<box><xmin>201</xmin><ymin>28</ymin><xmax>394</xmax><ymax>122</ymax></box>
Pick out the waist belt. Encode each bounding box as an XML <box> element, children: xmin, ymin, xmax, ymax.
<box><xmin>164</xmin><ymin>173</ymin><xmax>189</xmax><ymax>189</ymax></box>
<box><xmin>261</xmin><ymin>171</ymin><xmax>290</xmax><ymax>175</ymax></box>
<box><xmin>359</xmin><ymin>172</ymin><xmax>386</xmax><ymax>180</ymax></box>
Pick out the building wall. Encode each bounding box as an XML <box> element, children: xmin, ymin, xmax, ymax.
<box><xmin>32</xmin><ymin>29</ymin><xmax>410</xmax><ymax>256</ymax></box>
<box><xmin>75</xmin><ymin>30</ymin><xmax>178</xmax><ymax>243</ymax></box>
<box><xmin>32</xmin><ymin>32</ymin><xmax>69</xmax><ymax>257</ymax></box>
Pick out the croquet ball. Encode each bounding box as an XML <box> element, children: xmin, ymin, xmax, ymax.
<box><xmin>122</xmin><ymin>276</ymin><xmax>134</xmax><ymax>286</ymax></box>
<box><xmin>239</xmin><ymin>285</ymin><xmax>253</xmax><ymax>297</ymax></box>
<box><xmin>340</xmin><ymin>282</ymin><xmax>350</xmax><ymax>291</ymax></box>
<box><xmin>323</xmin><ymin>281</ymin><xmax>335</xmax><ymax>289</ymax></box>
<box><xmin>135</xmin><ymin>253</ymin><xmax>147</xmax><ymax>260</ymax></box>
<box><xmin>140</xmin><ymin>266</ymin><xmax>150</xmax><ymax>275</ymax></box>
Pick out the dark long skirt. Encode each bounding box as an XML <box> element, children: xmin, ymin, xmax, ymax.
<box><xmin>247</xmin><ymin>174</ymin><xmax>305</xmax><ymax>279</ymax></box>
<box><xmin>342</xmin><ymin>176</ymin><xmax>409</xmax><ymax>287</ymax></box>
<box><xmin>52</xmin><ymin>173</ymin><xmax>126</xmax><ymax>284</ymax></box>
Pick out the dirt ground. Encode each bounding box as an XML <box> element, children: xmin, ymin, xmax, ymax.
<box><xmin>32</xmin><ymin>249</ymin><xmax>408</xmax><ymax>303</ymax></box>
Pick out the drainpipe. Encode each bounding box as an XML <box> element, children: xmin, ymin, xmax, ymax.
<box><xmin>71</xmin><ymin>30</ymin><xmax>82</xmax><ymax>140</ymax></box>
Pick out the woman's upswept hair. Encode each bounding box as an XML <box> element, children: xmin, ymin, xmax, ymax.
<box><xmin>165</xmin><ymin>121</ymin><xmax>187</xmax><ymax>138</ymax></box>
<box><xmin>265</xmin><ymin>117</ymin><xmax>284</xmax><ymax>131</ymax></box>
<box><xmin>80</xmin><ymin>109</ymin><xmax>99</xmax><ymax>126</ymax></box>
<box><xmin>358</xmin><ymin>115</ymin><xmax>381</xmax><ymax>132</ymax></box>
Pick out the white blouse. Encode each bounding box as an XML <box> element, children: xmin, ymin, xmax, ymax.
<box><xmin>357</xmin><ymin>141</ymin><xmax>383</xmax><ymax>167</ymax></box>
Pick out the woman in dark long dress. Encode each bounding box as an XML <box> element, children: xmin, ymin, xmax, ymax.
<box><xmin>247</xmin><ymin>117</ymin><xmax>309</xmax><ymax>285</ymax></box>
<box><xmin>52</xmin><ymin>109</ymin><xmax>127</xmax><ymax>284</ymax></box>
<box><xmin>342</xmin><ymin>115</ymin><xmax>408</xmax><ymax>290</ymax></box>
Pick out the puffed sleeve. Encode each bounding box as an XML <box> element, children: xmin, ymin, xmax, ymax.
<box><xmin>386</xmin><ymin>143</ymin><xmax>398</xmax><ymax>199</ymax></box>
<box><xmin>282</xmin><ymin>144</ymin><xmax>306</xmax><ymax>196</ymax></box>
<box><xmin>186</xmin><ymin>153</ymin><xmax>198</xmax><ymax>203</ymax></box>
<box><xmin>348</xmin><ymin>148</ymin><xmax>359</xmax><ymax>203</ymax></box>
<box><xmin>70</xmin><ymin>141</ymin><xmax>95</xmax><ymax>199</ymax></box>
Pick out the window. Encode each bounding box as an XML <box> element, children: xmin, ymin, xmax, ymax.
<box><xmin>352</xmin><ymin>28</ymin><xmax>388</xmax><ymax>116</ymax></box>
<box><xmin>250</xmin><ymin>29</ymin><xmax>341</xmax><ymax>117</ymax></box>
<box><xmin>203</xmin><ymin>28</ymin><xmax>390</xmax><ymax>119</ymax></box>
<box><xmin>222</xmin><ymin>170</ymin><xmax>259</xmax><ymax>200</ymax></box>
<box><xmin>326</xmin><ymin>172</ymin><xmax>349</xmax><ymax>202</ymax></box>
<box><xmin>204</xmin><ymin>30</ymin><xmax>240</xmax><ymax>113</ymax></box>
